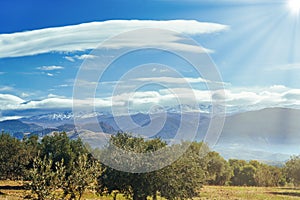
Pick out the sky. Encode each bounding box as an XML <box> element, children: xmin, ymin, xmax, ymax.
<box><xmin>1</xmin><ymin>0</ymin><xmax>300</xmax><ymax>118</ymax></box>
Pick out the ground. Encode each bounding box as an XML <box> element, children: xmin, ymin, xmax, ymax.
<box><xmin>1</xmin><ymin>181</ymin><xmax>300</xmax><ymax>199</ymax></box>
<box><xmin>198</xmin><ymin>186</ymin><xmax>300</xmax><ymax>200</ymax></box>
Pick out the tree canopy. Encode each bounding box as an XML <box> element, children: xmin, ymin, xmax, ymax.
<box><xmin>0</xmin><ymin>131</ymin><xmax>299</xmax><ymax>199</ymax></box>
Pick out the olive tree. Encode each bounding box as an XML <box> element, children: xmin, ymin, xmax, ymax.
<box><xmin>98</xmin><ymin>133</ymin><xmax>206</xmax><ymax>200</ymax></box>
<box><xmin>285</xmin><ymin>156</ymin><xmax>300</xmax><ymax>186</ymax></box>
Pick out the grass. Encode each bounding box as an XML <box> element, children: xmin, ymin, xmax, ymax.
<box><xmin>0</xmin><ymin>180</ymin><xmax>27</xmax><ymax>200</ymax></box>
<box><xmin>1</xmin><ymin>181</ymin><xmax>300</xmax><ymax>199</ymax></box>
<box><xmin>198</xmin><ymin>186</ymin><xmax>300</xmax><ymax>200</ymax></box>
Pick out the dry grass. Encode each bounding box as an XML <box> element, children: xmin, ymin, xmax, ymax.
<box><xmin>1</xmin><ymin>181</ymin><xmax>300</xmax><ymax>199</ymax></box>
<box><xmin>0</xmin><ymin>180</ymin><xmax>27</xmax><ymax>200</ymax></box>
<box><xmin>198</xmin><ymin>185</ymin><xmax>300</xmax><ymax>200</ymax></box>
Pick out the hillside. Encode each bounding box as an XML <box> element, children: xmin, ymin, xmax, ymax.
<box><xmin>0</xmin><ymin>107</ymin><xmax>299</xmax><ymax>162</ymax></box>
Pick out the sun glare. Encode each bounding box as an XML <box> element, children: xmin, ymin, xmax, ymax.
<box><xmin>288</xmin><ymin>0</ymin><xmax>300</xmax><ymax>15</ymax></box>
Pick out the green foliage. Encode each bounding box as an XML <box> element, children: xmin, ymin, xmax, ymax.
<box><xmin>39</xmin><ymin>132</ymin><xmax>88</xmax><ymax>173</ymax></box>
<box><xmin>285</xmin><ymin>155</ymin><xmax>300</xmax><ymax>186</ymax></box>
<box><xmin>204</xmin><ymin>151</ymin><xmax>233</xmax><ymax>185</ymax></box>
<box><xmin>0</xmin><ymin>133</ymin><xmax>36</xmax><ymax>180</ymax></box>
<box><xmin>98</xmin><ymin>133</ymin><xmax>206</xmax><ymax>200</ymax></box>
<box><xmin>28</xmin><ymin>132</ymin><xmax>100</xmax><ymax>200</ymax></box>
<box><xmin>240</xmin><ymin>165</ymin><xmax>257</xmax><ymax>186</ymax></box>
<box><xmin>24</xmin><ymin>132</ymin><xmax>101</xmax><ymax>200</ymax></box>
<box><xmin>254</xmin><ymin>162</ymin><xmax>285</xmax><ymax>187</ymax></box>
<box><xmin>28</xmin><ymin>153</ymin><xmax>102</xmax><ymax>200</ymax></box>
<box><xmin>158</xmin><ymin>143</ymin><xmax>205</xmax><ymax>200</ymax></box>
<box><xmin>229</xmin><ymin>159</ymin><xmax>256</xmax><ymax>186</ymax></box>
<box><xmin>27</xmin><ymin>155</ymin><xmax>66</xmax><ymax>200</ymax></box>
<box><xmin>229</xmin><ymin>159</ymin><xmax>285</xmax><ymax>187</ymax></box>
<box><xmin>98</xmin><ymin>133</ymin><xmax>167</xmax><ymax>200</ymax></box>
<box><xmin>61</xmin><ymin>154</ymin><xmax>102</xmax><ymax>200</ymax></box>
<box><xmin>1</xmin><ymin>130</ymin><xmax>298</xmax><ymax>199</ymax></box>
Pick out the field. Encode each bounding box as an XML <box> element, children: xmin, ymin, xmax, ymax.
<box><xmin>198</xmin><ymin>186</ymin><xmax>300</xmax><ymax>200</ymax></box>
<box><xmin>1</xmin><ymin>181</ymin><xmax>300</xmax><ymax>200</ymax></box>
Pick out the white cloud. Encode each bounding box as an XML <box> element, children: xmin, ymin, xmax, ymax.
<box><xmin>2</xmin><ymin>85</ymin><xmax>300</xmax><ymax>113</ymax></box>
<box><xmin>0</xmin><ymin>94</ymin><xmax>113</xmax><ymax>111</ymax></box>
<box><xmin>46</xmin><ymin>73</ymin><xmax>54</xmax><ymax>77</ymax></box>
<box><xmin>22</xmin><ymin>98</ymin><xmax>73</xmax><ymax>109</ymax></box>
<box><xmin>47</xmin><ymin>93</ymin><xmax>66</xmax><ymax>98</ymax></box>
<box><xmin>37</xmin><ymin>65</ymin><xmax>64</xmax><ymax>71</ymax></box>
<box><xmin>134</xmin><ymin>76</ymin><xmax>209</xmax><ymax>84</ymax></box>
<box><xmin>74</xmin><ymin>54</ymin><xmax>98</xmax><ymax>60</ymax></box>
<box><xmin>64</xmin><ymin>56</ymin><xmax>75</xmax><ymax>62</ymax></box>
<box><xmin>0</xmin><ymin>86</ymin><xmax>14</xmax><ymax>92</ymax></box>
<box><xmin>21</xmin><ymin>92</ymin><xmax>30</xmax><ymax>98</ymax></box>
<box><xmin>0</xmin><ymin>116</ymin><xmax>23</xmax><ymax>122</ymax></box>
<box><xmin>56</xmin><ymin>84</ymin><xmax>72</xmax><ymax>88</ymax></box>
<box><xmin>64</xmin><ymin>54</ymin><xmax>97</xmax><ymax>62</ymax></box>
<box><xmin>0</xmin><ymin>20</ymin><xmax>228</xmax><ymax>58</ymax></box>
<box><xmin>0</xmin><ymin>94</ymin><xmax>25</xmax><ymax>110</ymax></box>
<box><xmin>220</xmin><ymin>86</ymin><xmax>300</xmax><ymax>109</ymax></box>
<box><xmin>96</xmin><ymin>76</ymin><xmax>228</xmax><ymax>94</ymax></box>
<box><xmin>282</xmin><ymin>89</ymin><xmax>300</xmax><ymax>100</ymax></box>
<box><xmin>96</xmin><ymin>29</ymin><xmax>214</xmax><ymax>54</ymax></box>
<box><xmin>270</xmin><ymin>85</ymin><xmax>287</xmax><ymax>91</ymax></box>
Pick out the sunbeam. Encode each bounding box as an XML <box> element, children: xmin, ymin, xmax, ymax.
<box><xmin>288</xmin><ymin>0</ymin><xmax>300</xmax><ymax>15</ymax></box>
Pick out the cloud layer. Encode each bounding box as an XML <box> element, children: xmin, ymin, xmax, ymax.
<box><xmin>0</xmin><ymin>20</ymin><xmax>228</xmax><ymax>58</ymax></box>
<box><xmin>1</xmin><ymin>85</ymin><xmax>300</xmax><ymax>114</ymax></box>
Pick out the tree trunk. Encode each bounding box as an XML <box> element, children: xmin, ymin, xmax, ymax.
<box><xmin>152</xmin><ymin>191</ymin><xmax>157</xmax><ymax>200</ymax></box>
<box><xmin>133</xmin><ymin>191</ymin><xmax>147</xmax><ymax>200</ymax></box>
<box><xmin>133</xmin><ymin>192</ymin><xmax>138</xmax><ymax>200</ymax></box>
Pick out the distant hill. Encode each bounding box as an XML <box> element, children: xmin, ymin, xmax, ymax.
<box><xmin>216</xmin><ymin>107</ymin><xmax>300</xmax><ymax>159</ymax></box>
<box><xmin>1</xmin><ymin>107</ymin><xmax>299</xmax><ymax>163</ymax></box>
<box><xmin>0</xmin><ymin>120</ymin><xmax>43</xmax><ymax>139</ymax></box>
<box><xmin>220</xmin><ymin>107</ymin><xmax>300</xmax><ymax>144</ymax></box>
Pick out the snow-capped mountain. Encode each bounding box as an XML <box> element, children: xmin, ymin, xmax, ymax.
<box><xmin>1</xmin><ymin>106</ymin><xmax>300</xmax><ymax>163</ymax></box>
<box><xmin>28</xmin><ymin>111</ymin><xmax>74</xmax><ymax>121</ymax></box>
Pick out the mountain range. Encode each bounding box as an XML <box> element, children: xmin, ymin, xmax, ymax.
<box><xmin>0</xmin><ymin>107</ymin><xmax>299</xmax><ymax>164</ymax></box>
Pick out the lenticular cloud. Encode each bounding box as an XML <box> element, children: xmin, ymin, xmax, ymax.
<box><xmin>0</xmin><ymin>20</ymin><xmax>228</xmax><ymax>58</ymax></box>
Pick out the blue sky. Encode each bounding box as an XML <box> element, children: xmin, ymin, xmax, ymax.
<box><xmin>1</xmin><ymin>0</ymin><xmax>300</xmax><ymax>117</ymax></box>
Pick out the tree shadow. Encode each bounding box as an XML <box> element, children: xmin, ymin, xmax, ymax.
<box><xmin>270</xmin><ymin>191</ymin><xmax>300</xmax><ymax>198</ymax></box>
<box><xmin>0</xmin><ymin>185</ymin><xmax>25</xmax><ymax>190</ymax></box>
<box><xmin>278</xmin><ymin>187</ymin><xmax>300</xmax><ymax>190</ymax></box>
